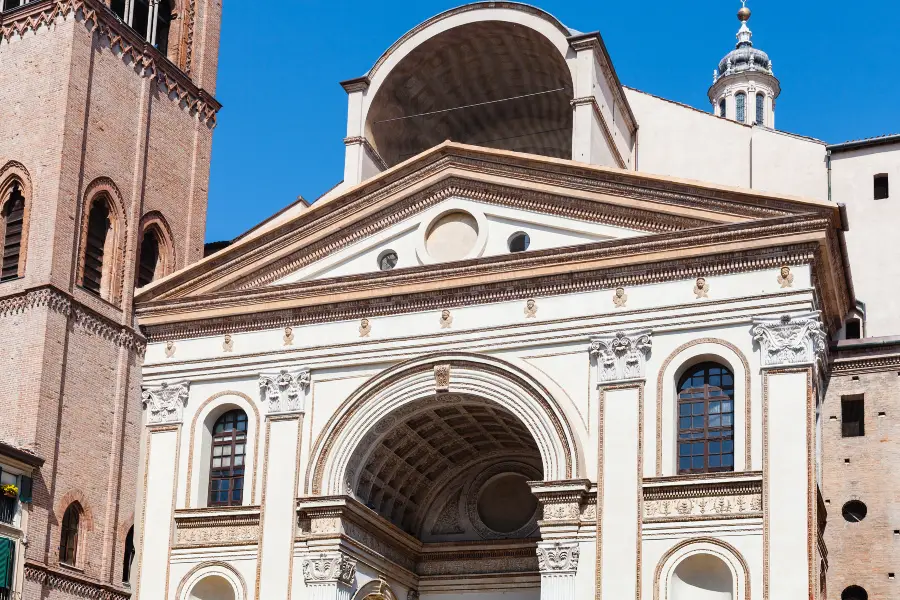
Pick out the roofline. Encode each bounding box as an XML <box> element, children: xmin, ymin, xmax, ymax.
<box><xmin>568</xmin><ymin>31</ymin><xmax>638</xmax><ymax>132</ymax></box>
<box><xmin>827</xmin><ymin>134</ymin><xmax>900</xmax><ymax>153</ymax></box>
<box><xmin>0</xmin><ymin>440</ymin><xmax>45</xmax><ymax>468</ymax></box>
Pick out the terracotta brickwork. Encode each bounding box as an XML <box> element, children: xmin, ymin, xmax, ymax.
<box><xmin>823</xmin><ymin>342</ymin><xmax>900</xmax><ymax>600</ymax></box>
<box><xmin>0</xmin><ymin>1</ymin><xmax>218</xmax><ymax>598</ymax></box>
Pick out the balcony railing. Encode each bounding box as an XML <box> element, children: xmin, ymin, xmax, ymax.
<box><xmin>0</xmin><ymin>496</ymin><xmax>16</xmax><ymax>526</ymax></box>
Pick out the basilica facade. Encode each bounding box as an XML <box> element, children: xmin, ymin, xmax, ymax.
<box><xmin>1</xmin><ymin>2</ymin><xmax>898</xmax><ymax>600</ymax></box>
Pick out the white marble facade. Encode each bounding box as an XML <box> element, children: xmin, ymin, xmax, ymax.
<box><xmin>128</xmin><ymin>3</ymin><xmax>874</xmax><ymax>599</ymax></box>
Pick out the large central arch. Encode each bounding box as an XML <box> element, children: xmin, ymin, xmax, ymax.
<box><xmin>307</xmin><ymin>353</ymin><xmax>580</xmax><ymax>501</ymax></box>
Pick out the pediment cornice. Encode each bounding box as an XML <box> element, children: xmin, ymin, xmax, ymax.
<box><xmin>136</xmin><ymin>213</ymin><xmax>850</xmax><ymax>340</ymax></box>
<box><xmin>138</xmin><ymin>143</ymin><xmax>842</xmax><ymax>305</ymax></box>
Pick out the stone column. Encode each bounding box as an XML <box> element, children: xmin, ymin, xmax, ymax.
<box><xmin>591</xmin><ymin>331</ymin><xmax>652</xmax><ymax>600</ymax></box>
<box><xmin>302</xmin><ymin>552</ymin><xmax>357</xmax><ymax>600</ymax></box>
<box><xmin>537</xmin><ymin>541</ymin><xmax>580</xmax><ymax>599</ymax></box>
<box><xmin>530</xmin><ymin>479</ymin><xmax>592</xmax><ymax>599</ymax></box>
<box><xmin>134</xmin><ymin>381</ymin><xmax>190</xmax><ymax>600</ymax></box>
<box><xmin>752</xmin><ymin>313</ymin><xmax>826</xmax><ymax>600</ymax></box>
<box><xmin>257</xmin><ymin>369</ymin><xmax>310</xmax><ymax>599</ymax></box>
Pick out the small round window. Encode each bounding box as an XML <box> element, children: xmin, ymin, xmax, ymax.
<box><xmin>508</xmin><ymin>232</ymin><xmax>530</xmax><ymax>253</ymax></box>
<box><xmin>378</xmin><ymin>250</ymin><xmax>398</xmax><ymax>271</ymax></box>
<box><xmin>842</xmin><ymin>500</ymin><xmax>867</xmax><ymax>523</ymax></box>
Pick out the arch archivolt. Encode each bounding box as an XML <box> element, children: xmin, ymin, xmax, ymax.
<box><xmin>655</xmin><ymin>338</ymin><xmax>753</xmax><ymax>476</ymax></box>
<box><xmin>654</xmin><ymin>537</ymin><xmax>751</xmax><ymax>600</ymax></box>
<box><xmin>184</xmin><ymin>390</ymin><xmax>260</xmax><ymax>508</ymax></box>
<box><xmin>77</xmin><ymin>177</ymin><xmax>129</xmax><ymax>303</ymax></box>
<box><xmin>138</xmin><ymin>210</ymin><xmax>177</xmax><ymax>278</ymax></box>
<box><xmin>176</xmin><ymin>561</ymin><xmax>247</xmax><ymax>600</ymax></box>
<box><xmin>363</xmin><ymin>3</ymin><xmax>576</xmax><ymax>107</ymax></box>
<box><xmin>307</xmin><ymin>353</ymin><xmax>580</xmax><ymax>497</ymax></box>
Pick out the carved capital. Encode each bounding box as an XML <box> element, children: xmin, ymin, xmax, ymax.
<box><xmin>751</xmin><ymin>312</ymin><xmax>826</xmax><ymax>368</ymax></box>
<box><xmin>302</xmin><ymin>552</ymin><xmax>356</xmax><ymax>586</ymax></box>
<box><xmin>141</xmin><ymin>381</ymin><xmax>190</xmax><ymax>425</ymax></box>
<box><xmin>259</xmin><ymin>368</ymin><xmax>310</xmax><ymax>414</ymax></box>
<box><xmin>589</xmin><ymin>330</ymin><xmax>652</xmax><ymax>383</ymax></box>
<box><xmin>536</xmin><ymin>541</ymin><xmax>580</xmax><ymax>574</ymax></box>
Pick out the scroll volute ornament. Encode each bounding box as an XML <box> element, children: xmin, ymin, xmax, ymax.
<box><xmin>589</xmin><ymin>330</ymin><xmax>653</xmax><ymax>383</ymax></box>
<box><xmin>141</xmin><ymin>381</ymin><xmax>190</xmax><ymax>425</ymax></box>
<box><xmin>302</xmin><ymin>552</ymin><xmax>356</xmax><ymax>585</ymax></box>
<box><xmin>259</xmin><ymin>368</ymin><xmax>310</xmax><ymax>414</ymax></box>
<box><xmin>536</xmin><ymin>541</ymin><xmax>580</xmax><ymax>573</ymax></box>
<box><xmin>751</xmin><ymin>312</ymin><xmax>827</xmax><ymax>367</ymax></box>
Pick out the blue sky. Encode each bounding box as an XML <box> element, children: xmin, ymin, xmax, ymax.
<box><xmin>205</xmin><ymin>0</ymin><xmax>899</xmax><ymax>242</ymax></box>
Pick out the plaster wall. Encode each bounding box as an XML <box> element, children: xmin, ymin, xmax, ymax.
<box><xmin>626</xmin><ymin>88</ymin><xmax>827</xmax><ymax>201</ymax></box>
<box><xmin>830</xmin><ymin>143</ymin><xmax>900</xmax><ymax>336</ymax></box>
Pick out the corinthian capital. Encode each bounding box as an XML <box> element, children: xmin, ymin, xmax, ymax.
<box><xmin>536</xmin><ymin>541</ymin><xmax>580</xmax><ymax>574</ymax></box>
<box><xmin>589</xmin><ymin>330</ymin><xmax>652</xmax><ymax>383</ymax></box>
<box><xmin>259</xmin><ymin>368</ymin><xmax>310</xmax><ymax>414</ymax></box>
<box><xmin>751</xmin><ymin>312</ymin><xmax>827</xmax><ymax>368</ymax></box>
<box><xmin>141</xmin><ymin>381</ymin><xmax>190</xmax><ymax>425</ymax></box>
<box><xmin>302</xmin><ymin>552</ymin><xmax>356</xmax><ymax>586</ymax></box>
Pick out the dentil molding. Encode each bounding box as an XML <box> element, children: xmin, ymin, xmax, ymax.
<box><xmin>590</xmin><ymin>330</ymin><xmax>653</xmax><ymax>383</ymax></box>
<box><xmin>751</xmin><ymin>312</ymin><xmax>827</xmax><ymax>368</ymax></box>
<box><xmin>258</xmin><ymin>368</ymin><xmax>310</xmax><ymax>414</ymax></box>
<box><xmin>141</xmin><ymin>381</ymin><xmax>190</xmax><ymax>425</ymax></box>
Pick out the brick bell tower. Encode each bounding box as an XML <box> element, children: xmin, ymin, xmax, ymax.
<box><xmin>0</xmin><ymin>0</ymin><xmax>220</xmax><ymax>597</ymax></box>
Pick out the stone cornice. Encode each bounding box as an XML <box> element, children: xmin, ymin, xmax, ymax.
<box><xmin>0</xmin><ymin>285</ymin><xmax>146</xmax><ymax>354</ymax></box>
<box><xmin>136</xmin><ymin>214</ymin><xmax>845</xmax><ymax>341</ymax></box>
<box><xmin>135</xmin><ymin>143</ymin><xmax>842</xmax><ymax>303</ymax></box>
<box><xmin>0</xmin><ymin>0</ymin><xmax>220</xmax><ymax>125</ymax></box>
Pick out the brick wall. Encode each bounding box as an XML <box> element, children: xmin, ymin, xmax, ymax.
<box><xmin>823</xmin><ymin>347</ymin><xmax>900</xmax><ymax>600</ymax></box>
<box><xmin>0</xmin><ymin>1</ymin><xmax>218</xmax><ymax>597</ymax></box>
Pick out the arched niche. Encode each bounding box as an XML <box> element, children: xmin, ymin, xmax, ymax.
<box><xmin>671</xmin><ymin>553</ymin><xmax>734</xmax><ymax>600</ymax></box>
<box><xmin>177</xmin><ymin>562</ymin><xmax>246</xmax><ymax>600</ymax></box>
<box><xmin>359</xmin><ymin>5</ymin><xmax>577</xmax><ymax>167</ymax></box>
<box><xmin>655</xmin><ymin>538</ymin><xmax>750</xmax><ymax>600</ymax></box>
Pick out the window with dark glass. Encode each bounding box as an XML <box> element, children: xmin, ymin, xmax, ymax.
<box><xmin>719</xmin><ymin>98</ymin><xmax>726</xmax><ymax>118</ymax></box>
<box><xmin>110</xmin><ymin>0</ymin><xmax>125</xmax><ymax>19</ymax></box>
<box><xmin>83</xmin><ymin>199</ymin><xmax>111</xmax><ymax>295</ymax></box>
<box><xmin>841</xmin><ymin>395</ymin><xmax>864</xmax><ymax>437</ymax></box>
<box><xmin>735</xmin><ymin>93</ymin><xmax>746</xmax><ymax>123</ymax></box>
<box><xmin>0</xmin><ymin>0</ymin><xmax>30</xmax><ymax>12</ymax></box>
<box><xmin>208</xmin><ymin>410</ymin><xmax>248</xmax><ymax>507</ymax></box>
<box><xmin>875</xmin><ymin>174</ymin><xmax>889</xmax><ymax>200</ymax></box>
<box><xmin>137</xmin><ymin>228</ymin><xmax>160</xmax><ymax>287</ymax></box>
<box><xmin>59</xmin><ymin>503</ymin><xmax>81</xmax><ymax>566</ymax></box>
<box><xmin>1</xmin><ymin>182</ymin><xmax>25</xmax><ymax>281</ymax></box>
<box><xmin>755</xmin><ymin>93</ymin><xmax>765</xmax><ymax>125</ymax></box>
<box><xmin>677</xmin><ymin>362</ymin><xmax>735</xmax><ymax>474</ymax></box>
<box><xmin>122</xmin><ymin>526</ymin><xmax>135</xmax><ymax>583</ymax></box>
<box><xmin>155</xmin><ymin>0</ymin><xmax>172</xmax><ymax>54</ymax></box>
<box><xmin>845</xmin><ymin>318</ymin><xmax>862</xmax><ymax>340</ymax></box>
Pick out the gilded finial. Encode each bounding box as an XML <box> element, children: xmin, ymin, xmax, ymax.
<box><xmin>738</xmin><ymin>0</ymin><xmax>751</xmax><ymax>22</ymax></box>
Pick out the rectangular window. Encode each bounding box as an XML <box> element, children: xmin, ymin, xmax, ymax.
<box><xmin>841</xmin><ymin>395</ymin><xmax>865</xmax><ymax>437</ymax></box>
<box><xmin>875</xmin><ymin>174</ymin><xmax>889</xmax><ymax>200</ymax></box>
<box><xmin>756</xmin><ymin>93</ymin><xmax>765</xmax><ymax>125</ymax></box>
<box><xmin>846</xmin><ymin>319</ymin><xmax>862</xmax><ymax>340</ymax></box>
<box><xmin>736</xmin><ymin>93</ymin><xmax>746</xmax><ymax>124</ymax></box>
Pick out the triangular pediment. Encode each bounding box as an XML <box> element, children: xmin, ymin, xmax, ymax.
<box><xmin>135</xmin><ymin>142</ymin><xmax>847</xmax><ymax>329</ymax></box>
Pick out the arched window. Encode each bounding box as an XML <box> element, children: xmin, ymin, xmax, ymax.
<box><xmin>678</xmin><ymin>362</ymin><xmax>735</xmax><ymax>474</ymax></box>
<box><xmin>735</xmin><ymin>93</ymin><xmax>746</xmax><ymax>123</ymax></box>
<box><xmin>109</xmin><ymin>0</ymin><xmax>173</xmax><ymax>55</ymax></box>
<box><xmin>208</xmin><ymin>410</ymin><xmax>248</xmax><ymax>507</ymax></box>
<box><xmin>137</xmin><ymin>227</ymin><xmax>161</xmax><ymax>287</ymax></box>
<box><xmin>82</xmin><ymin>198</ymin><xmax>112</xmax><ymax>296</ymax></box>
<box><xmin>155</xmin><ymin>0</ymin><xmax>173</xmax><ymax>54</ymax></box>
<box><xmin>0</xmin><ymin>181</ymin><xmax>26</xmax><ymax>281</ymax></box>
<box><xmin>59</xmin><ymin>503</ymin><xmax>81</xmax><ymax>566</ymax></box>
<box><xmin>755</xmin><ymin>93</ymin><xmax>765</xmax><ymax>126</ymax></box>
<box><xmin>122</xmin><ymin>525</ymin><xmax>135</xmax><ymax>583</ymax></box>
<box><xmin>718</xmin><ymin>98</ymin><xmax>726</xmax><ymax>118</ymax></box>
